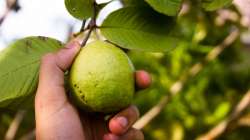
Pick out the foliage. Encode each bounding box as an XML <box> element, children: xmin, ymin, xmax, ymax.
<box><xmin>100</xmin><ymin>6</ymin><xmax>177</xmax><ymax>51</ymax></box>
<box><xmin>0</xmin><ymin>0</ymin><xmax>250</xmax><ymax>139</ymax></box>
<box><xmin>0</xmin><ymin>37</ymin><xmax>63</xmax><ymax>109</ymax></box>
<box><xmin>202</xmin><ymin>0</ymin><xmax>233</xmax><ymax>11</ymax></box>
<box><xmin>65</xmin><ymin>0</ymin><xmax>94</xmax><ymax>19</ymax></box>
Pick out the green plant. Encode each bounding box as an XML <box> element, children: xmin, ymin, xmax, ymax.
<box><xmin>0</xmin><ymin>0</ymin><xmax>234</xmax><ymax>110</ymax></box>
<box><xmin>1</xmin><ymin>0</ymin><xmax>250</xmax><ymax>139</ymax></box>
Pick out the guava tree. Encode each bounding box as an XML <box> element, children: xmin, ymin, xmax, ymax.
<box><xmin>0</xmin><ymin>0</ymin><xmax>250</xmax><ymax>139</ymax></box>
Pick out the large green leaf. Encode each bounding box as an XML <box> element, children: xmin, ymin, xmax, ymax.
<box><xmin>65</xmin><ymin>0</ymin><xmax>94</xmax><ymax>20</ymax></box>
<box><xmin>122</xmin><ymin>0</ymin><xmax>147</xmax><ymax>6</ymax></box>
<box><xmin>202</xmin><ymin>0</ymin><xmax>233</xmax><ymax>11</ymax></box>
<box><xmin>145</xmin><ymin>0</ymin><xmax>183</xmax><ymax>16</ymax></box>
<box><xmin>122</xmin><ymin>0</ymin><xmax>183</xmax><ymax>16</ymax></box>
<box><xmin>100</xmin><ymin>6</ymin><xmax>178</xmax><ymax>52</ymax></box>
<box><xmin>0</xmin><ymin>37</ymin><xmax>63</xmax><ymax>109</ymax></box>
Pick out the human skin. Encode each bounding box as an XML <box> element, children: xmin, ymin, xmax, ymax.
<box><xmin>35</xmin><ymin>41</ymin><xmax>151</xmax><ymax>140</ymax></box>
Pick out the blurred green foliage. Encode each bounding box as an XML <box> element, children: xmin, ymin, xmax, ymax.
<box><xmin>129</xmin><ymin>1</ymin><xmax>250</xmax><ymax>139</ymax></box>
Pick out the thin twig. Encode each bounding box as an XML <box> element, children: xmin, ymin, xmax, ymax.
<box><xmin>0</xmin><ymin>0</ymin><xmax>20</xmax><ymax>26</ymax></box>
<box><xmin>133</xmin><ymin>96</ymin><xmax>169</xmax><ymax>129</ymax></box>
<box><xmin>80</xmin><ymin>2</ymin><xmax>97</xmax><ymax>47</ymax></box>
<box><xmin>197</xmin><ymin>89</ymin><xmax>250</xmax><ymax>140</ymax></box>
<box><xmin>19</xmin><ymin>129</ymin><xmax>36</xmax><ymax>140</ymax></box>
<box><xmin>4</xmin><ymin>110</ymin><xmax>26</xmax><ymax>140</ymax></box>
<box><xmin>236</xmin><ymin>113</ymin><xmax>250</xmax><ymax>127</ymax></box>
<box><xmin>80</xmin><ymin>20</ymin><xmax>86</xmax><ymax>32</ymax></box>
<box><xmin>133</xmin><ymin>29</ymin><xmax>240</xmax><ymax>130</ymax></box>
<box><xmin>0</xmin><ymin>8</ymin><xmax>10</xmax><ymax>26</ymax></box>
<box><xmin>81</xmin><ymin>20</ymin><xmax>95</xmax><ymax>47</ymax></box>
<box><xmin>226</xmin><ymin>111</ymin><xmax>250</xmax><ymax>132</ymax></box>
<box><xmin>0</xmin><ymin>11</ymin><xmax>8</xmax><ymax>26</ymax></box>
<box><xmin>73</xmin><ymin>20</ymin><xmax>87</xmax><ymax>38</ymax></box>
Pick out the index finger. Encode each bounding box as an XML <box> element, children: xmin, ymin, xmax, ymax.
<box><xmin>135</xmin><ymin>70</ymin><xmax>151</xmax><ymax>90</ymax></box>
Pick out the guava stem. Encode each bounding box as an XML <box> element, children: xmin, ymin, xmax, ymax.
<box><xmin>81</xmin><ymin>24</ymin><xmax>94</xmax><ymax>47</ymax></box>
<box><xmin>80</xmin><ymin>2</ymin><xmax>98</xmax><ymax>47</ymax></box>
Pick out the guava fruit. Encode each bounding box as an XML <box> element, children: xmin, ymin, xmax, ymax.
<box><xmin>69</xmin><ymin>41</ymin><xmax>135</xmax><ymax>113</ymax></box>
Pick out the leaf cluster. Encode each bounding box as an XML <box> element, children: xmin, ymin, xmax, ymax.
<box><xmin>1</xmin><ymin>0</ymin><xmax>248</xmax><ymax>139</ymax></box>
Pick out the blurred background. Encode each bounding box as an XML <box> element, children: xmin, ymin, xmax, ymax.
<box><xmin>0</xmin><ymin>0</ymin><xmax>250</xmax><ymax>139</ymax></box>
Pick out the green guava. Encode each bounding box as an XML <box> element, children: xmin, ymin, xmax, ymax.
<box><xmin>69</xmin><ymin>41</ymin><xmax>135</xmax><ymax>113</ymax></box>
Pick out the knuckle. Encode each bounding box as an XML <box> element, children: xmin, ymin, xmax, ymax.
<box><xmin>41</xmin><ymin>53</ymin><xmax>55</xmax><ymax>64</ymax></box>
<box><xmin>129</xmin><ymin>105</ymin><xmax>140</xmax><ymax>119</ymax></box>
<box><xmin>122</xmin><ymin>129</ymin><xmax>144</xmax><ymax>140</ymax></box>
<box><xmin>134</xmin><ymin>129</ymin><xmax>144</xmax><ymax>140</ymax></box>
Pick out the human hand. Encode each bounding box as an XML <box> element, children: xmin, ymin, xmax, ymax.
<box><xmin>35</xmin><ymin>41</ymin><xmax>151</xmax><ymax>140</ymax></box>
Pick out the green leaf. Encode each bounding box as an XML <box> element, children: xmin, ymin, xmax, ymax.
<box><xmin>0</xmin><ymin>37</ymin><xmax>63</xmax><ymax>109</ymax></box>
<box><xmin>100</xmin><ymin>6</ymin><xmax>178</xmax><ymax>52</ymax></box>
<box><xmin>122</xmin><ymin>0</ymin><xmax>147</xmax><ymax>6</ymax></box>
<box><xmin>202</xmin><ymin>0</ymin><xmax>233</xmax><ymax>11</ymax></box>
<box><xmin>145</xmin><ymin>0</ymin><xmax>183</xmax><ymax>16</ymax></box>
<box><xmin>65</xmin><ymin>0</ymin><xmax>94</xmax><ymax>20</ymax></box>
<box><xmin>122</xmin><ymin>0</ymin><xmax>183</xmax><ymax>16</ymax></box>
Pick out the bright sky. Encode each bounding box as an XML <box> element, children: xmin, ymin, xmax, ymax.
<box><xmin>0</xmin><ymin>0</ymin><xmax>121</xmax><ymax>51</ymax></box>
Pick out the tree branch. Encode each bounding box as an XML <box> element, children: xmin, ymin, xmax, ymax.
<box><xmin>0</xmin><ymin>0</ymin><xmax>20</xmax><ymax>27</ymax></box>
<box><xmin>133</xmin><ymin>29</ymin><xmax>240</xmax><ymax>130</ymax></box>
<box><xmin>19</xmin><ymin>129</ymin><xmax>36</xmax><ymax>140</ymax></box>
<box><xmin>133</xmin><ymin>96</ymin><xmax>169</xmax><ymax>129</ymax></box>
<box><xmin>4</xmin><ymin>110</ymin><xmax>26</xmax><ymax>140</ymax></box>
<box><xmin>80</xmin><ymin>2</ymin><xmax>97</xmax><ymax>47</ymax></box>
<box><xmin>197</xmin><ymin>89</ymin><xmax>250</xmax><ymax>140</ymax></box>
<box><xmin>236</xmin><ymin>113</ymin><xmax>250</xmax><ymax>127</ymax></box>
<box><xmin>81</xmin><ymin>19</ymin><xmax>96</xmax><ymax>47</ymax></box>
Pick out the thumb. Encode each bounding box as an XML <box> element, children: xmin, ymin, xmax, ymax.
<box><xmin>39</xmin><ymin>41</ymin><xmax>80</xmax><ymax>88</ymax></box>
<box><xmin>36</xmin><ymin>40</ymin><xmax>80</xmax><ymax>117</ymax></box>
<box><xmin>52</xmin><ymin>40</ymin><xmax>81</xmax><ymax>71</ymax></box>
<box><xmin>35</xmin><ymin>41</ymin><xmax>84</xmax><ymax>139</ymax></box>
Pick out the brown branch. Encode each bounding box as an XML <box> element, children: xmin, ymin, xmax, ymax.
<box><xmin>0</xmin><ymin>0</ymin><xmax>20</xmax><ymax>26</ymax></box>
<box><xmin>0</xmin><ymin>9</ymin><xmax>10</xmax><ymax>26</ymax></box>
<box><xmin>197</xmin><ymin>89</ymin><xmax>250</xmax><ymax>140</ymax></box>
<box><xmin>80</xmin><ymin>2</ymin><xmax>97</xmax><ymax>47</ymax></box>
<box><xmin>133</xmin><ymin>29</ymin><xmax>240</xmax><ymax>130</ymax></box>
<box><xmin>236</xmin><ymin>113</ymin><xmax>250</xmax><ymax>127</ymax></box>
<box><xmin>80</xmin><ymin>20</ymin><xmax>86</xmax><ymax>33</ymax></box>
<box><xmin>4</xmin><ymin>110</ymin><xmax>26</xmax><ymax>140</ymax></box>
<box><xmin>19</xmin><ymin>129</ymin><xmax>36</xmax><ymax>140</ymax></box>
<box><xmin>133</xmin><ymin>96</ymin><xmax>169</xmax><ymax>129</ymax></box>
<box><xmin>225</xmin><ymin>112</ymin><xmax>250</xmax><ymax>132</ymax></box>
<box><xmin>81</xmin><ymin>20</ymin><xmax>95</xmax><ymax>47</ymax></box>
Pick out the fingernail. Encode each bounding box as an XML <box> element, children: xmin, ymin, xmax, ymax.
<box><xmin>103</xmin><ymin>134</ymin><xmax>119</xmax><ymax>140</ymax></box>
<box><xmin>131</xmin><ymin>105</ymin><xmax>140</xmax><ymax>118</ymax></box>
<box><xmin>103</xmin><ymin>134</ymin><xmax>109</xmax><ymax>140</ymax></box>
<box><xmin>65</xmin><ymin>41</ymin><xmax>79</xmax><ymax>49</ymax></box>
<box><xmin>116</xmin><ymin>116</ymin><xmax>128</xmax><ymax>128</ymax></box>
<box><xmin>135</xmin><ymin>70</ymin><xmax>151</xmax><ymax>89</ymax></box>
